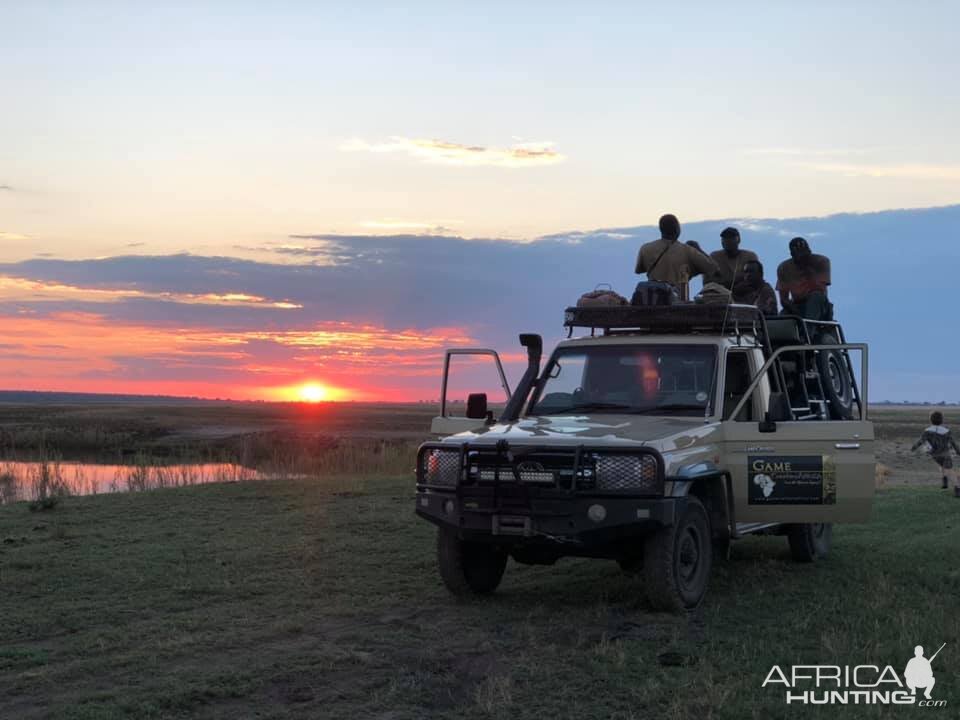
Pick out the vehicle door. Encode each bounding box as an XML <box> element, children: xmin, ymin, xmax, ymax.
<box><xmin>722</xmin><ymin>345</ymin><xmax>875</xmax><ymax>524</ymax></box>
<box><xmin>430</xmin><ymin>349</ymin><xmax>512</xmax><ymax>435</ymax></box>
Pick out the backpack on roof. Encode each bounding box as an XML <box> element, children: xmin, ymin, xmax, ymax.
<box><xmin>577</xmin><ymin>284</ymin><xmax>628</xmax><ymax>308</ymax></box>
<box><xmin>630</xmin><ymin>281</ymin><xmax>680</xmax><ymax>306</ymax></box>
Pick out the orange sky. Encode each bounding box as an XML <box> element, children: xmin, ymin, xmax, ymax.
<box><xmin>0</xmin><ymin>309</ymin><xmax>484</xmax><ymax>402</ymax></box>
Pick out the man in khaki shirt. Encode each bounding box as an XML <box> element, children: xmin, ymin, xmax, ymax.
<box><xmin>635</xmin><ymin>214</ymin><xmax>719</xmax><ymax>300</ymax></box>
<box><xmin>710</xmin><ymin>227</ymin><xmax>759</xmax><ymax>290</ymax></box>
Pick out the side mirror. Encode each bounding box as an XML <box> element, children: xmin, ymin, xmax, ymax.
<box><xmin>466</xmin><ymin>393</ymin><xmax>488</xmax><ymax>420</ymax></box>
<box><xmin>759</xmin><ymin>412</ymin><xmax>777</xmax><ymax>433</ymax></box>
<box><xmin>759</xmin><ymin>391</ymin><xmax>792</xmax><ymax>432</ymax></box>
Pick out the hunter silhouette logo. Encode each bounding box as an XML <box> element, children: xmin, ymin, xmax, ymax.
<box><xmin>905</xmin><ymin>643</ymin><xmax>945</xmax><ymax>700</ymax></box>
<box><xmin>762</xmin><ymin>643</ymin><xmax>948</xmax><ymax>707</ymax></box>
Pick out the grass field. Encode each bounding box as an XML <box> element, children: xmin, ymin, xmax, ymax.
<box><xmin>1</xmin><ymin>474</ymin><xmax>958</xmax><ymax>719</ymax></box>
<box><xmin>0</xmin><ymin>402</ymin><xmax>437</xmax><ymax>458</ymax></box>
<box><xmin>1</xmin><ymin>401</ymin><xmax>957</xmax><ymax>487</ymax></box>
<box><xmin>0</xmin><ymin>402</ymin><xmax>435</xmax><ymax>501</ymax></box>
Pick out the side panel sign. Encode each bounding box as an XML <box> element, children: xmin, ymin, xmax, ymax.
<box><xmin>747</xmin><ymin>455</ymin><xmax>836</xmax><ymax>505</ymax></box>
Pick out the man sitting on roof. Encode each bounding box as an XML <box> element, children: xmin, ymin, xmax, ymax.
<box><xmin>733</xmin><ymin>260</ymin><xmax>778</xmax><ymax>315</ymax></box>
<box><xmin>710</xmin><ymin>226</ymin><xmax>758</xmax><ymax>290</ymax></box>
<box><xmin>635</xmin><ymin>214</ymin><xmax>719</xmax><ymax>301</ymax></box>
<box><xmin>776</xmin><ymin>237</ymin><xmax>832</xmax><ymax>320</ymax></box>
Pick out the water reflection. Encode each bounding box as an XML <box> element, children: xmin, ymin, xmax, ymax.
<box><xmin>0</xmin><ymin>460</ymin><xmax>262</xmax><ymax>504</ymax></box>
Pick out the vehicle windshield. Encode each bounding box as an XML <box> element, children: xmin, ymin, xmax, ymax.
<box><xmin>529</xmin><ymin>344</ymin><xmax>717</xmax><ymax>417</ymax></box>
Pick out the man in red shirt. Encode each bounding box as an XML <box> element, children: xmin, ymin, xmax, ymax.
<box><xmin>776</xmin><ymin>237</ymin><xmax>832</xmax><ymax>320</ymax></box>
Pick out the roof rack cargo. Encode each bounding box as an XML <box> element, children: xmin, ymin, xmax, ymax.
<box><xmin>563</xmin><ymin>303</ymin><xmax>767</xmax><ymax>335</ymax></box>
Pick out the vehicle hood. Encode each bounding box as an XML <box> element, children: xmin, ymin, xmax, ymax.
<box><xmin>445</xmin><ymin>414</ymin><xmax>716</xmax><ymax>453</ymax></box>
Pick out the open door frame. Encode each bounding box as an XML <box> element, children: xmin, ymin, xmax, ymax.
<box><xmin>439</xmin><ymin>349</ymin><xmax>511</xmax><ymax>418</ymax></box>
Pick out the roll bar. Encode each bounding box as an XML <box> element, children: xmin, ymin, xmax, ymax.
<box><xmin>727</xmin><ymin>343</ymin><xmax>869</xmax><ymax>422</ymax></box>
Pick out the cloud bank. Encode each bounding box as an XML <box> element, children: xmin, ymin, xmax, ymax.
<box><xmin>340</xmin><ymin>136</ymin><xmax>565</xmax><ymax>167</ymax></box>
<box><xmin>2</xmin><ymin>205</ymin><xmax>960</xmax><ymax>401</ymax></box>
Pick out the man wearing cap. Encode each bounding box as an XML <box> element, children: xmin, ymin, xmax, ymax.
<box><xmin>732</xmin><ymin>260</ymin><xmax>778</xmax><ymax>315</ymax></box>
<box><xmin>636</xmin><ymin>214</ymin><xmax>718</xmax><ymax>301</ymax></box>
<box><xmin>710</xmin><ymin>227</ymin><xmax>759</xmax><ymax>290</ymax></box>
<box><xmin>776</xmin><ymin>237</ymin><xmax>832</xmax><ymax>320</ymax></box>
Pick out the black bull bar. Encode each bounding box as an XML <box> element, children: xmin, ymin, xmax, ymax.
<box><xmin>414</xmin><ymin>441</ymin><xmax>681</xmax><ymax>545</ymax></box>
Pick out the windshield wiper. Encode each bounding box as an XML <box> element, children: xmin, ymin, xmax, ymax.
<box><xmin>545</xmin><ymin>402</ymin><xmax>634</xmax><ymax>414</ymax></box>
<box><xmin>628</xmin><ymin>403</ymin><xmax>706</xmax><ymax>415</ymax></box>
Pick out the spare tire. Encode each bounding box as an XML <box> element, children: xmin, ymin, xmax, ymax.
<box><xmin>816</xmin><ymin>332</ymin><xmax>854</xmax><ymax>420</ymax></box>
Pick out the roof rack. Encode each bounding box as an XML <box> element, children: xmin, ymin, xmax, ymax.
<box><xmin>564</xmin><ymin>303</ymin><xmax>767</xmax><ymax>336</ymax></box>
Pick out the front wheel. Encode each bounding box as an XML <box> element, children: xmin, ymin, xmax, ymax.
<box><xmin>436</xmin><ymin>528</ymin><xmax>508</xmax><ymax>596</ymax></box>
<box><xmin>787</xmin><ymin>523</ymin><xmax>832</xmax><ymax>562</ymax></box>
<box><xmin>643</xmin><ymin>497</ymin><xmax>713</xmax><ymax>611</ymax></box>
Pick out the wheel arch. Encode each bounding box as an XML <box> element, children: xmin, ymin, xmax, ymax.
<box><xmin>669</xmin><ymin>462</ymin><xmax>734</xmax><ymax>543</ymax></box>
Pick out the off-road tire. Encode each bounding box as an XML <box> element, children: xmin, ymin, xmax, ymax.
<box><xmin>643</xmin><ymin>497</ymin><xmax>712</xmax><ymax>611</ymax></box>
<box><xmin>787</xmin><ymin>523</ymin><xmax>832</xmax><ymax>562</ymax></box>
<box><xmin>436</xmin><ymin>528</ymin><xmax>507</xmax><ymax>596</ymax></box>
<box><xmin>816</xmin><ymin>333</ymin><xmax>854</xmax><ymax>420</ymax></box>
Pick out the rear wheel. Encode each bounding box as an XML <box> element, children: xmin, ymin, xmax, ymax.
<box><xmin>643</xmin><ymin>497</ymin><xmax>712</xmax><ymax>611</ymax></box>
<box><xmin>436</xmin><ymin>528</ymin><xmax>508</xmax><ymax>596</ymax></box>
<box><xmin>787</xmin><ymin>523</ymin><xmax>832</xmax><ymax>562</ymax></box>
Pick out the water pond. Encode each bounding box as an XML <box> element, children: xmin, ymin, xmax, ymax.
<box><xmin>0</xmin><ymin>459</ymin><xmax>263</xmax><ymax>504</ymax></box>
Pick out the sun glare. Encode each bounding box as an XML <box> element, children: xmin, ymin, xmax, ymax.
<box><xmin>298</xmin><ymin>383</ymin><xmax>329</xmax><ymax>403</ymax></box>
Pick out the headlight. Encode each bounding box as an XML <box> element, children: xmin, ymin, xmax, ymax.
<box><xmin>420</xmin><ymin>449</ymin><xmax>460</xmax><ymax>486</ymax></box>
<box><xmin>595</xmin><ymin>454</ymin><xmax>660</xmax><ymax>493</ymax></box>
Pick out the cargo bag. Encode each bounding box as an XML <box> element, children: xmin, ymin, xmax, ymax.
<box><xmin>631</xmin><ymin>281</ymin><xmax>680</xmax><ymax>306</ymax></box>
<box><xmin>577</xmin><ymin>284</ymin><xmax>628</xmax><ymax>307</ymax></box>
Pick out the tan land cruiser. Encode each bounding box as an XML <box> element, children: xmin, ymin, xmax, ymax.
<box><xmin>415</xmin><ymin>303</ymin><xmax>874</xmax><ymax>611</ymax></box>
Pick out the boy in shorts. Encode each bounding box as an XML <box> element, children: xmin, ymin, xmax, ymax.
<box><xmin>911</xmin><ymin>411</ymin><xmax>960</xmax><ymax>496</ymax></box>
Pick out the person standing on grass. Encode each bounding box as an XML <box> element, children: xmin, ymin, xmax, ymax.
<box><xmin>911</xmin><ymin>411</ymin><xmax>960</xmax><ymax>496</ymax></box>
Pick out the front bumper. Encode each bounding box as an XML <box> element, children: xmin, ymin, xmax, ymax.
<box><xmin>414</xmin><ymin>441</ymin><xmax>678</xmax><ymax>549</ymax></box>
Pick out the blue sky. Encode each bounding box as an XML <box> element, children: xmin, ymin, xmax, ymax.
<box><xmin>4</xmin><ymin>2</ymin><xmax>960</xmax><ymax>256</ymax></box>
<box><xmin>1</xmin><ymin>3</ymin><xmax>959</xmax><ymax>400</ymax></box>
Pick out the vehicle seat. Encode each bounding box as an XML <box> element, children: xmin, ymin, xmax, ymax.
<box><xmin>765</xmin><ymin>317</ymin><xmax>804</xmax><ymax>347</ymax></box>
<box><xmin>723</xmin><ymin>353</ymin><xmax>753</xmax><ymax>421</ymax></box>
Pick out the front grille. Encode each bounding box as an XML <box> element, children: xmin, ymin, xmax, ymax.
<box><xmin>466</xmin><ymin>450</ymin><xmax>590</xmax><ymax>488</ymax></box>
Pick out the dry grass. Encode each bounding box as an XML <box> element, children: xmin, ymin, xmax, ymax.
<box><xmin>0</xmin><ymin>438</ymin><xmax>419</xmax><ymax>504</ymax></box>
<box><xmin>875</xmin><ymin>462</ymin><xmax>891</xmax><ymax>488</ymax></box>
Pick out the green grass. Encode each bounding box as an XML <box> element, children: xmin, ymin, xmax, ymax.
<box><xmin>1</xmin><ymin>478</ymin><xmax>958</xmax><ymax>719</ymax></box>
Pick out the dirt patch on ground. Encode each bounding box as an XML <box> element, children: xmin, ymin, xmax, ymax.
<box><xmin>877</xmin><ymin>439</ymin><xmax>954</xmax><ymax>487</ymax></box>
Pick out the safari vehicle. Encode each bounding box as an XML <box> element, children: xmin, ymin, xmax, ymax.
<box><xmin>415</xmin><ymin>302</ymin><xmax>874</xmax><ymax>610</ymax></box>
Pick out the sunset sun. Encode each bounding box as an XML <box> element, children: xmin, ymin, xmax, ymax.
<box><xmin>298</xmin><ymin>383</ymin><xmax>329</xmax><ymax>403</ymax></box>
